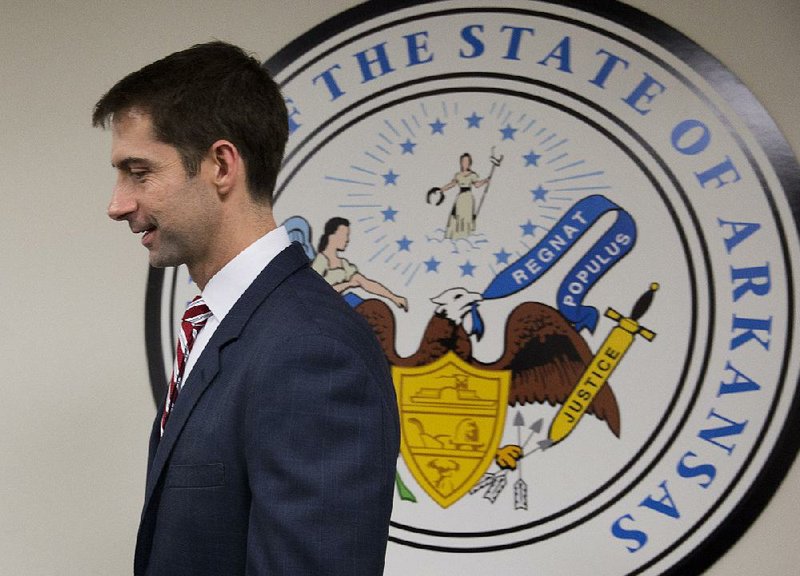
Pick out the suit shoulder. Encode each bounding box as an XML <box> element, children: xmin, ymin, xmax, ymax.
<box><xmin>253</xmin><ymin>266</ymin><xmax>383</xmax><ymax>356</ymax></box>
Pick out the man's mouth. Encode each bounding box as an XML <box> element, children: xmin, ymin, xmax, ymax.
<box><xmin>135</xmin><ymin>226</ymin><xmax>156</xmax><ymax>246</ymax></box>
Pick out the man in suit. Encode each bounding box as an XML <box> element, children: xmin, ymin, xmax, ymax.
<box><xmin>93</xmin><ymin>41</ymin><xmax>400</xmax><ymax>575</ymax></box>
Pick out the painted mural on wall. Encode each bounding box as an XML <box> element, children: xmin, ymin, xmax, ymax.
<box><xmin>146</xmin><ymin>1</ymin><xmax>800</xmax><ymax>574</ymax></box>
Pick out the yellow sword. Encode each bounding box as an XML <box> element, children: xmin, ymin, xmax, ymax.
<box><xmin>549</xmin><ymin>283</ymin><xmax>659</xmax><ymax>444</ymax></box>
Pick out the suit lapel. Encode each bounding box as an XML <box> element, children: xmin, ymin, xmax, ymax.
<box><xmin>141</xmin><ymin>243</ymin><xmax>310</xmax><ymax>513</ymax></box>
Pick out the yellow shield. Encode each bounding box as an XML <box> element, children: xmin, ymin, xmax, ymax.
<box><xmin>393</xmin><ymin>352</ymin><xmax>511</xmax><ymax>508</ymax></box>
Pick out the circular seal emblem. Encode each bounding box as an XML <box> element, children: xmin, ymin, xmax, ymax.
<box><xmin>146</xmin><ymin>2</ymin><xmax>800</xmax><ymax>574</ymax></box>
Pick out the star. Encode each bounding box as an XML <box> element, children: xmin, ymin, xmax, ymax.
<box><xmin>465</xmin><ymin>112</ymin><xmax>483</xmax><ymax>129</ymax></box>
<box><xmin>424</xmin><ymin>256</ymin><xmax>441</xmax><ymax>272</ymax></box>
<box><xmin>459</xmin><ymin>260</ymin><xmax>477</xmax><ymax>277</ymax></box>
<box><xmin>523</xmin><ymin>150</ymin><xmax>541</xmax><ymax>166</ymax></box>
<box><xmin>382</xmin><ymin>169</ymin><xmax>399</xmax><ymax>185</ymax></box>
<box><xmin>396</xmin><ymin>236</ymin><xmax>413</xmax><ymax>251</ymax></box>
<box><xmin>400</xmin><ymin>138</ymin><xmax>417</xmax><ymax>154</ymax></box>
<box><xmin>381</xmin><ymin>206</ymin><xmax>398</xmax><ymax>221</ymax></box>
<box><xmin>429</xmin><ymin>118</ymin><xmax>446</xmax><ymax>135</ymax></box>
<box><xmin>520</xmin><ymin>220</ymin><xmax>537</xmax><ymax>236</ymax></box>
<box><xmin>499</xmin><ymin>124</ymin><xmax>517</xmax><ymax>140</ymax></box>
<box><xmin>531</xmin><ymin>185</ymin><xmax>549</xmax><ymax>201</ymax></box>
<box><xmin>493</xmin><ymin>248</ymin><xmax>512</xmax><ymax>265</ymax></box>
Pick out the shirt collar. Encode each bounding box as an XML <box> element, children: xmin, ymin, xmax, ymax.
<box><xmin>201</xmin><ymin>226</ymin><xmax>291</xmax><ymax>324</ymax></box>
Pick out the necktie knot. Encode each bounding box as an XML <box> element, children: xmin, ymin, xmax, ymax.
<box><xmin>182</xmin><ymin>296</ymin><xmax>212</xmax><ymax>332</ymax></box>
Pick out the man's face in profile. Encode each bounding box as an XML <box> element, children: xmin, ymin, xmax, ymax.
<box><xmin>107</xmin><ymin>109</ymin><xmax>218</xmax><ymax>270</ymax></box>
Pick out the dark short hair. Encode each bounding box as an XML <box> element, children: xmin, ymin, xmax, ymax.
<box><xmin>92</xmin><ymin>41</ymin><xmax>288</xmax><ymax>204</ymax></box>
<box><xmin>318</xmin><ymin>217</ymin><xmax>350</xmax><ymax>253</ymax></box>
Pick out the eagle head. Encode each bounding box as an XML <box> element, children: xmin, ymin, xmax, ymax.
<box><xmin>430</xmin><ymin>287</ymin><xmax>485</xmax><ymax>341</ymax></box>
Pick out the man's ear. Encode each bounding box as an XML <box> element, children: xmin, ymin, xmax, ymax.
<box><xmin>208</xmin><ymin>139</ymin><xmax>241</xmax><ymax>195</ymax></box>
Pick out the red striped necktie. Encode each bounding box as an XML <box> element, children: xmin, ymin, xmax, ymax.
<box><xmin>160</xmin><ymin>296</ymin><xmax>213</xmax><ymax>436</ymax></box>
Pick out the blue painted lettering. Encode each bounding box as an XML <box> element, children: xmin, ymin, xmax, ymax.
<box><xmin>671</xmin><ymin>119</ymin><xmax>711</xmax><ymax>155</ymax></box>
<box><xmin>676</xmin><ymin>451</ymin><xmax>716</xmax><ymax>488</ymax></box>
<box><xmin>730</xmin><ymin>315</ymin><xmax>772</xmax><ymax>350</ymax></box>
<box><xmin>459</xmin><ymin>24</ymin><xmax>485</xmax><ymax>59</ymax></box>
<box><xmin>731</xmin><ymin>263</ymin><xmax>771</xmax><ymax>301</ymax></box>
<box><xmin>611</xmin><ymin>514</ymin><xmax>648</xmax><ymax>553</ymax></box>
<box><xmin>403</xmin><ymin>31</ymin><xmax>434</xmax><ymax>67</ymax></box>
<box><xmin>639</xmin><ymin>480</ymin><xmax>680</xmax><ymax>519</ymax></box>
<box><xmin>285</xmin><ymin>97</ymin><xmax>302</xmax><ymax>135</ymax></box>
<box><xmin>284</xmin><ymin>98</ymin><xmax>302</xmax><ymax>136</ymax></box>
<box><xmin>537</xmin><ymin>35</ymin><xmax>572</xmax><ymax>72</ymax></box>
<box><xmin>718</xmin><ymin>361</ymin><xmax>761</xmax><ymax>396</ymax></box>
<box><xmin>696</xmin><ymin>156</ymin><xmax>741</xmax><ymax>189</ymax></box>
<box><xmin>589</xmin><ymin>49</ymin><xmax>629</xmax><ymax>88</ymax></box>
<box><xmin>698</xmin><ymin>408</ymin><xmax>748</xmax><ymax>455</ymax></box>
<box><xmin>312</xmin><ymin>64</ymin><xmax>346</xmax><ymax>101</ymax></box>
<box><xmin>354</xmin><ymin>42</ymin><xmax>395</xmax><ymax>83</ymax></box>
<box><xmin>622</xmin><ymin>73</ymin><xmax>666</xmax><ymax>115</ymax></box>
<box><xmin>500</xmin><ymin>25</ymin><xmax>535</xmax><ymax>60</ymax></box>
<box><xmin>718</xmin><ymin>218</ymin><xmax>761</xmax><ymax>253</ymax></box>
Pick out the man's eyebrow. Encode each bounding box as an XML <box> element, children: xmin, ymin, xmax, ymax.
<box><xmin>112</xmin><ymin>157</ymin><xmax>151</xmax><ymax>170</ymax></box>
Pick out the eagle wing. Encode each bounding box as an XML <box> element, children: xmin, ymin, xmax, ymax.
<box><xmin>355</xmin><ymin>299</ymin><xmax>471</xmax><ymax>367</ymax></box>
<box><xmin>354</xmin><ymin>299</ymin><xmax>402</xmax><ymax>365</ymax></box>
<box><xmin>479</xmin><ymin>302</ymin><xmax>621</xmax><ymax>437</ymax></box>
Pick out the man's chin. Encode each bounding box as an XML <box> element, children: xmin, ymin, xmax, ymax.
<box><xmin>147</xmin><ymin>250</ymin><xmax>184</xmax><ymax>270</ymax></box>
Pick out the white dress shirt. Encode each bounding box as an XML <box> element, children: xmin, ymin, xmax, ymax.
<box><xmin>181</xmin><ymin>226</ymin><xmax>291</xmax><ymax>384</ymax></box>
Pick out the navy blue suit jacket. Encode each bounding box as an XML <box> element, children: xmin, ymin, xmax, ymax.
<box><xmin>134</xmin><ymin>243</ymin><xmax>400</xmax><ymax>575</ymax></box>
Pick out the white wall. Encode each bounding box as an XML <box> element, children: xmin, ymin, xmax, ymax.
<box><xmin>1</xmin><ymin>1</ymin><xmax>797</xmax><ymax>573</ymax></box>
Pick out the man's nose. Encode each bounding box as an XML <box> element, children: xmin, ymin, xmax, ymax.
<box><xmin>107</xmin><ymin>182</ymin><xmax>136</xmax><ymax>221</ymax></box>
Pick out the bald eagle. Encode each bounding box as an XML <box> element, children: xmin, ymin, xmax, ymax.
<box><xmin>356</xmin><ymin>287</ymin><xmax>621</xmax><ymax>438</ymax></box>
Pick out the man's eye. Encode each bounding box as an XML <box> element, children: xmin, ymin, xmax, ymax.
<box><xmin>130</xmin><ymin>171</ymin><xmax>148</xmax><ymax>181</ymax></box>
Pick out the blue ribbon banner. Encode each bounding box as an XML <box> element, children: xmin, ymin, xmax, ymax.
<box><xmin>482</xmin><ymin>195</ymin><xmax>637</xmax><ymax>333</ymax></box>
